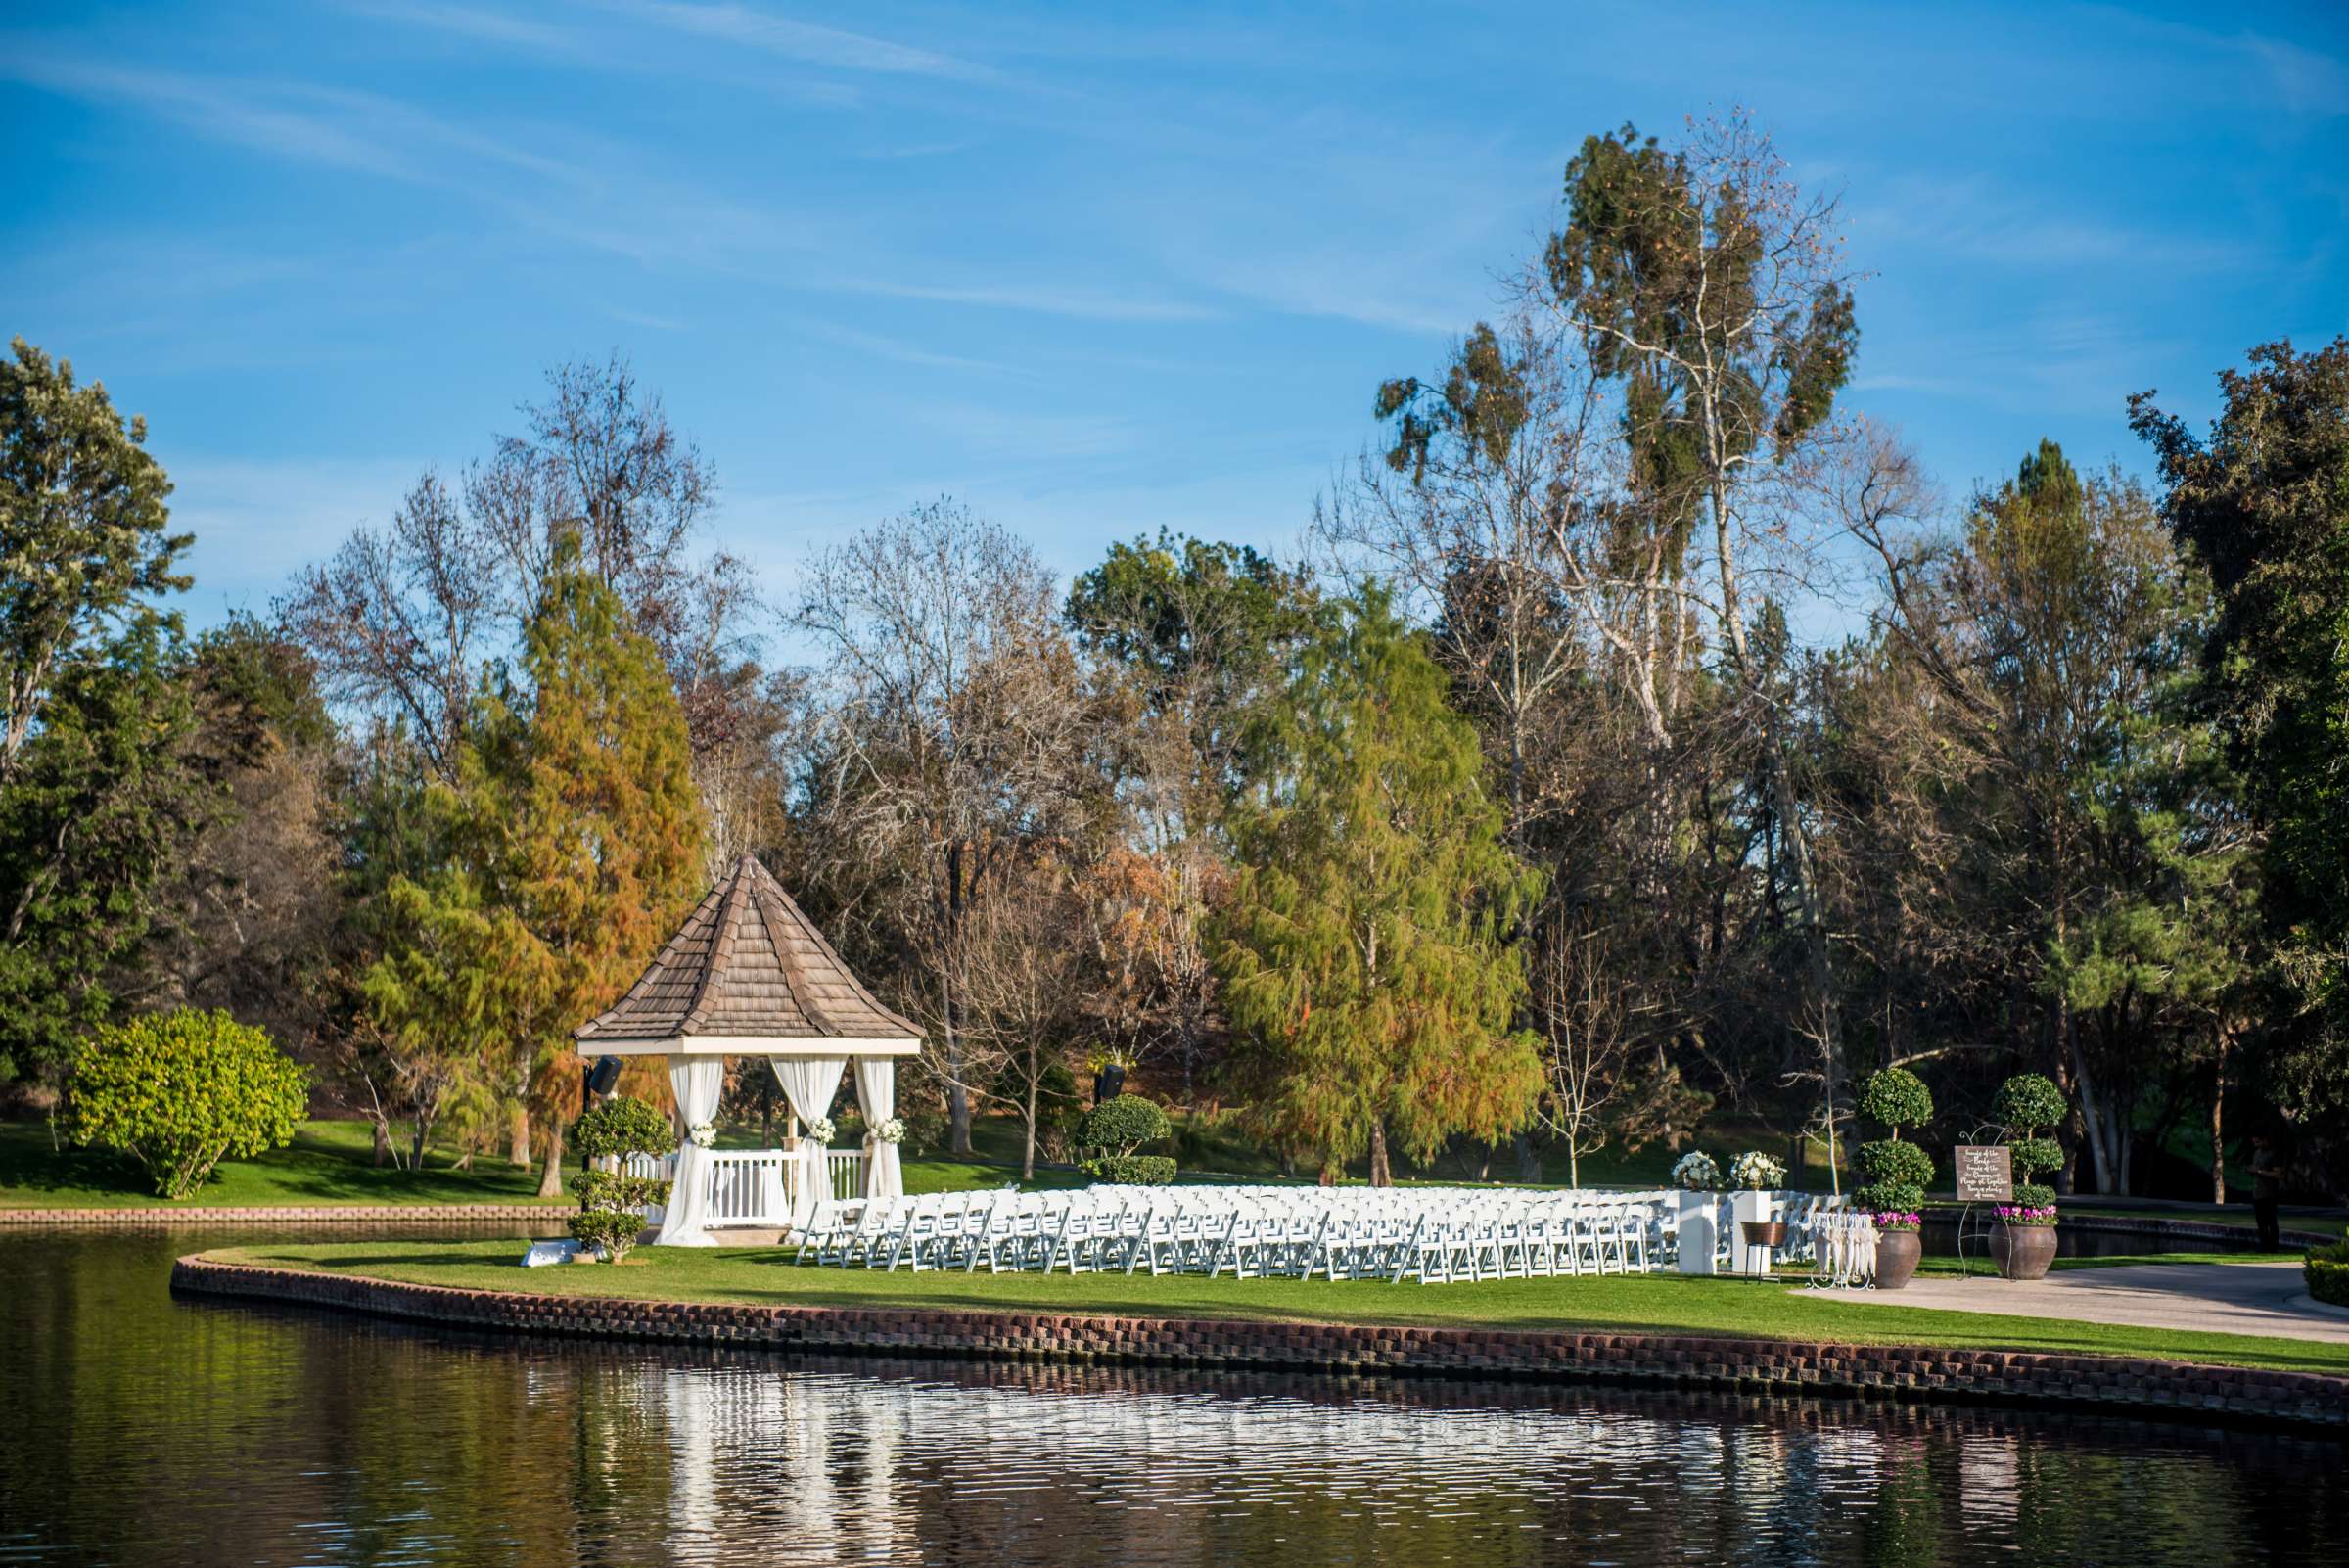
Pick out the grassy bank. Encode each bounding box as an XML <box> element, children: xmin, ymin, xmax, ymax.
<box><xmin>0</xmin><ymin>1118</ymin><xmax>1086</xmax><ymax>1210</ymax></box>
<box><xmin>203</xmin><ymin>1238</ymin><xmax>2349</xmax><ymax>1377</ymax></box>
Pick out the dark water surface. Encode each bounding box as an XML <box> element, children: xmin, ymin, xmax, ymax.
<box><xmin>4</xmin><ymin>1227</ymin><xmax>2342</xmax><ymax>1567</ymax></box>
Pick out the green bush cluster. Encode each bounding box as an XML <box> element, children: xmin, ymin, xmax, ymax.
<box><xmin>1076</xmin><ymin>1093</ymin><xmax>1174</xmax><ymax>1186</ymax></box>
<box><xmin>1858</xmin><ymin>1067</ymin><xmax>1934</xmax><ymax>1131</ymax></box>
<box><xmin>1077</xmin><ymin>1094</ymin><xmax>1171</xmax><ymax>1157</ymax></box>
<box><xmin>1998</xmin><ymin>1073</ymin><xmax>2067</xmax><ymax>1217</ymax></box>
<box><xmin>572</xmin><ymin>1094</ymin><xmax>673</xmax><ymax>1160</ymax></box>
<box><xmin>2308</xmin><ymin>1239</ymin><xmax>2349</xmax><ymax>1308</ymax></box>
<box><xmin>1080</xmin><ymin>1154</ymin><xmax>1177</xmax><ymax>1185</ymax></box>
<box><xmin>568</xmin><ymin>1094</ymin><xmax>673</xmax><ymax>1262</ymax></box>
<box><xmin>62</xmin><ymin>1008</ymin><xmax>309</xmax><ymax>1198</ymax></box>
<box><xmin>1854</xmin><ymin>1066</ymin><xmax>1934</xmax><ymax>1215</ymax></box>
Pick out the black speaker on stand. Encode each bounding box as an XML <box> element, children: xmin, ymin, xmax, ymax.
<box><xmin>585</xmin><ymin>1055</ymin><xmax>623</xmax><ymax>1101</ymax></box>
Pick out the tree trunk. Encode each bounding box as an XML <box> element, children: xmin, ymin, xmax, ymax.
<box><xmin>1021</xmin><ymin>1059</ymin><xmax>1038</xmax><ymax>1181</ymax></box>
<box><xmin>1368</xmin><ymin>1120</ymin><xmax>1392</xmax><ymax>1188</ymax></box>
<box><xmin>509</xmin><ymin>1106</ymin><xmax>531</xmax><ymax>1167</ymax></box>
<box><xmin>1513</xmin><ymin>1131</ymin><xmax>1541</xmax><ymax>1183</ymax></box>
<box><xmin>372</xmin><ymin>1120</ymin><xmax>391</xmax><ymax>1168</ymax></box>
<box><xmin>2210</xmin><ymin>1033</ymin><xmax>2228</xmax><ymax>1205</ymax></box>
<box><xmin>535</xmin><ymin>1120</ymin><xmax>565</xmax><ymax>1199</ymax></box>
<box><xmin>2069</xmin><ymin>1033</ymin><xmax>2116</xmax><ymax>1194</ymax></box>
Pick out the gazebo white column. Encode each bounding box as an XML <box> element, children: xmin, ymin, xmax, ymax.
<box><xmin>573</xmin><ymin>854</ymin><xmax>924</xmax><ymax>1246</ymax></box>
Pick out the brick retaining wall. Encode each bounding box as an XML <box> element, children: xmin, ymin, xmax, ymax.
<box><xmin>170</xmin><ymin>1254</ymin><xmax>2349</xmax><ymax>1432</ymax></box>
<box><xmin>1</xmin><ymin>1204</ymin><xmax>564</xmax><ymax>1227</ymax></box>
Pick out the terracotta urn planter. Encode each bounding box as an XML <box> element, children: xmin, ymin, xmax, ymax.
<box><xmin>1875</xmin><ymin>1228</ymin><xmax>1922</xmax><ymax>1290</ymax></box>
<box><xmin>1991</xmin><ymin>1222</ymin><xmax>2058</xmax><ymax>1281</ymax></box>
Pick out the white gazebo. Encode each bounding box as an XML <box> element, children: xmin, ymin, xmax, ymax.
<box><xmin>574</xmin><ymin>853</ymin><xmax>920</xmax><ymax>1246</ymax></box>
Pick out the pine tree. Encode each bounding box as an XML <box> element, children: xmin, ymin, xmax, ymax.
<box><xmin>1214</xmin><ymin>588</ymin><xmax>1544</xmax><ymax>1183</ymax></box>
<box><xmin>366</xmin><ymin>535</ymin><xmax>707</xmax><ymax>1192</ymax></box>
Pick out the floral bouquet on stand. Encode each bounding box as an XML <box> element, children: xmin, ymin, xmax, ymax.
<box><xmin>1671</xmin><ymin>1150</ymin><xmax>1722</xmax><ymax>1190</ymax></box>
<box><xmin>1728</xmin><ymin>1150</ymin><xmax>1787</xmax><ymax>1191</ymax></box>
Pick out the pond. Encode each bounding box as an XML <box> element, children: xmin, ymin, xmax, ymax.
<box><xmin>4</xmin><ymin>1227</ymin><xmax>2341</xmax><ymax>1566</ymax></box>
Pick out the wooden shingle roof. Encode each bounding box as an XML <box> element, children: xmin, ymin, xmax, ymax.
<box><xmin>576</xmin><ymin>855</ymin><xmax>920</xmax><ymax>1045</ymax></box>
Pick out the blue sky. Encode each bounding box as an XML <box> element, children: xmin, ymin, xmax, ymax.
<box><xmin>6</xmin><ymin>1</ymin><xmax>2346</xmax><ymax>631</ymax></box>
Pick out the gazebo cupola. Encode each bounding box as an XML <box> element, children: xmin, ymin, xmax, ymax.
<box><xmin>576</xmin><ymin>853</ymin><xmax>919</xmax><ymax>1245</ymax></box>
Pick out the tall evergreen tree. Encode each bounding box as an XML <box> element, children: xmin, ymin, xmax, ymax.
<box><xmin>0</xmin><ymin>339</ymin><xmax>201</xmax><ymax>1084</ymax></box>
<box><xmin>1214</xmin><ymin>589</ymin><xmax>1543</xmax><ymax>1183</ymax></box>
<box><xmin>366</xmin><ymin>536</ymin><xmax>706</xmax><ymax>1191</ymax></box>
<box><xmin>2133</xmin><ymin>337</ymin><xmax>2349</xmax><ymax>1187</ymax></box>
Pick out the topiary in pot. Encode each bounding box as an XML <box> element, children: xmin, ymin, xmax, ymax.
<box><xmin>568</xmin><ymin>1095</ymin><xmax>674</xmax><ymax>1261</ymax></box>
<box><xmin>1991</xmin><ymin>1073</ymin><xmax>2066</xmax><ymax>1278</ymax></box>
<box><xmin>1855</xmin><ymin>1067</ymin><xmax>1935</xmax><ymax>1289</ymax></box>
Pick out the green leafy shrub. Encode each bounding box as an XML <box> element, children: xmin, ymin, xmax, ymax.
<box><xmin>1077</xmin><ymin>1094</ymin><xmax>1171</xmax><ymax>1158</ymax></box>
<box><xmin>568</xmin><ymin>1094</ymin><xmax>672</xmax><ymax>1261</ymax></box>
<box><xmin>2009</xmin><ymin>1136</ymin><xmax>2063</xmax><ymax>1182</ymax></box>
<box><xmin>2307</xmin><ymin>1239</ymin><xmax>2349</xmax><ymax>1308</ymax></box>
<box><xmin>573</xmin><ymin>1094</ymin><xmax>673</xmax><ymax>1159</ymax></box>
<box><xmin>1855</xmin><ymin>1137</ymin><xmax>1933</xmax><ymax>1216</ymax></box>
<box><xmin>1996</xmin><ymin>1073</ymin><xmax>2068</xmax><ymax>1216</ymax></box>
<box><xmin>1859</xmin><ymin>1138</ymin><xmax>1935</xmax><ymax>1188</ymax></box>
<box><xmin>569</xmin><ymin>1207</ymin><xmax>650</xmax><ymax>1261</ymax></box>
<box><xmin>1855</xmin><ymin>1180</ymin><xmax>1926</xmax><ymax>1215</ymax></box>
<box><xmin>1995</xmin><ymin>1073</ymin><xmax>2066</xmax><ymax>1139</ymax></box>
<box><xmin>62</xmin><ymin>1008</ymin><xmax>308</xmax><ymax>1198</ymax></box>
<box><xmin>1859</xmin><ymin>1066</ymin><xmax>1934</xmax><ymax>1132</ymax></box>
<box><xmin>1080</xmin><ymin>1154</ymin><xmax>1177</xmax><ymax>1185</ymax></box>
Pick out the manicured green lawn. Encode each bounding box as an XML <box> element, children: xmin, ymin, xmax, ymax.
<box><xmin>205</xmin><ymin>1238</ymin><xmax>2349</xmax><ymax>1377</ymax></box>
<box><xmin>0</xmin><ymin>1119</ymin><xmax>576</xmax><ymax>1208</ymax></box>
<box><xmin>0</xmin><ymin>1117</ymin><xmax>1079</xmax><ymax>1210</ymax></box>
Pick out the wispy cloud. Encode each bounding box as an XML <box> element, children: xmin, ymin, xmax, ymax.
<box><xmin>2</xmin><ymin>50</ymin><xmax>594</xmax><ymax>193</ymax></box>
<box><xmin>604</xmin><ymin>2</ymin><xmax>995</xmax><ymax>82</ymax></box>
<box><xmin>831</xmin><ymin>276</ymin><xmax>1221</xmax><ymax>324</ymax></box>
<box><xmin>1847</xmin><ymin>171</ymin><xmax>2255</xmax><ymax>273</ymax></box>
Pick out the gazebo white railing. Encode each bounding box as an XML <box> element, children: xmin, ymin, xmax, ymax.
<box><xmin>612</xmin><ymin>1146</ymin><xmax>870</xmax><ymax>1227</ymax></box>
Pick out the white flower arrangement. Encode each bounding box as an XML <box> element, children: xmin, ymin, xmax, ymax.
<box><xmin>873</xmin><ymin>1117</ymin><xmax>906</xmax><ymax>1145</ymax></box>
<box><xmin>805</xmin><ymin>1115</ymin><xmax>837</xmax><ymax>1146</ymax></box>
<box><xmin>1728</xmin><ymin>1149</ymin><xmax>1787</xmax><ymax>1190</ymax></box>
<box><xmin>687</xmin><ymin>1122</ymin><xmax>716</xmax><ymax>1149</ymax></box>
<box><xmin>1671</xmin><ymin>1150</ymin><xmax>1722</xmax><ymax>1190</ymax></box>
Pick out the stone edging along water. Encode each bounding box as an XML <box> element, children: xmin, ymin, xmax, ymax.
<box><xmin>169</xmin><ymin>1254</ymin><xmax>2349</xmax><ymax>1432</ymax></box>
<box><xmin>0</xmin><ymin>1204</ymin><xmax>564</xmax><ymax>1226</ymax></box>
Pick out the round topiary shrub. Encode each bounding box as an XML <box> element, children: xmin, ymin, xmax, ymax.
<box><xmin>1859</xmin><ymin>1067</ymin><xmax>1934</xmax><ymax>1134</ymax></box>
<box><xmin>568</xmin><ymin>1094</ymin><xmax>673</xmax><ymax>1261</ymax></box>
<box><xmin>1855</xmin><ymin>1138</ymin><xmax>1935</xmax><ymax>1215</ymax></box>
<box><xmin>62</xmin><ymin>1008</ymin><xmax>308</xmax><ymax>1198</ymax></box>
<box><xmin>1082</xmin><ymin>1154</ymin><xmax>1177</xmax><ymax>1185</ymax></box>
<box><xmin>574</xmin><ymin>1094</ymin><xmax>674</xmax><ymax>1160</ymax></box>
<box><xmin>1995</xmin><ymin>1073</ymin><xmax>2066</xmax><ymax>1140</ymax></box>
<box><xmin>1077</xmin><ymin>1093</ymin><xmax>1171</xmax><ymax>1158</ymax></box>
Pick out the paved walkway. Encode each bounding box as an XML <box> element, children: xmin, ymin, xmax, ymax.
<box><xmin>1801</xmin><ymin>1262</ymin><xmax>2349</xmax><ymax>1343</ymax></box>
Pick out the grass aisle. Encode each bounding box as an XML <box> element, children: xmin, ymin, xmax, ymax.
<box><xmin>205</xmin><ymin>1238</ymin><xmax>2349</xmax><ymax>1378</ymax></box>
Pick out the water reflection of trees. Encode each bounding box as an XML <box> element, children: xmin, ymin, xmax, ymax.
<box><xmin>9</xmin><ymin>1238</ymin><xmax>2342</xmax><ymax>1568</ymax></box>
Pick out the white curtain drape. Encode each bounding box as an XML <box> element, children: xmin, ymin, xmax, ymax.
<box><xmin>656</xmin><ymin>1055</ymin><xmax>726</xmax><ymax>1247</ymax></box>
<box><xmin>769</xmin><ymin>1057</ymin><xmax>847</xmax><ymax>1229</ymax></box>
<box><xmin>854</xmin><ymin>1057</ymin><xmax>903</xmax><ymax>1201</ymax></box>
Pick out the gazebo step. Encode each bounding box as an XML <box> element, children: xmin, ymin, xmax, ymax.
<box><xmin>707</xmin><ymin>1226</ymin><xmax>789</xmax><ymax>1246</ymax></box>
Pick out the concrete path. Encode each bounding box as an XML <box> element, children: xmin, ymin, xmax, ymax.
<box><xmin>1799</xmin><ymin>1261</ymin><xmax>2349</xmax><ymax>1343</ymax></box>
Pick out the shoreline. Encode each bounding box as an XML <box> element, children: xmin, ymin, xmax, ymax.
<box><xmin>169</xmin><ymin>1252</ymin><xmax>2349</xmax><ymax>1433</ymax></box>
<box><xmin>1</xmin><ymin>1203</ymin><xmax>568</xmax><ymax>1226</ymax></box>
